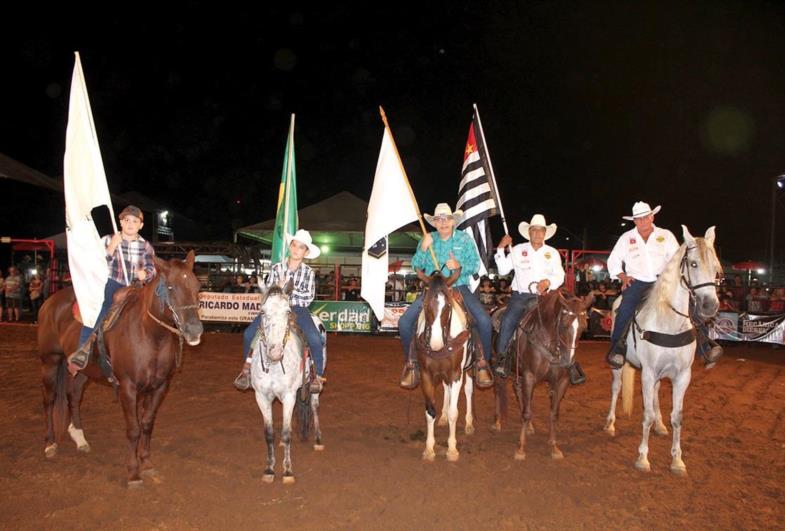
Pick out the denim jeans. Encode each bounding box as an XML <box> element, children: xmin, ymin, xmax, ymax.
<box><xmin>609</xmin><ymin>280</ymin><xmax>654</xmax><ymax>347</ymax></box>
<box><xmin>77</xmin><ymin>278</ymin><xmax>124</xmax><ymax>348</ymax></box>
<box><xmin>398</xmin><ymin>285</ymin><xmax>492</xmax><ymax>362</ymax></box>
<box><xmin>496</xmin><ymin>292</ymin><xmax>539</xmax><ymax>354</ymax></box>
<box><xmin>243</xmin><ymin>305</ymin><xmax>325</xmax><ymax>375</ymax></box>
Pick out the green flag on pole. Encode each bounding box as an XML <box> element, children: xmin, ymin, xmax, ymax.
<box><xmin>270</xmin><ymin>114</ymin><xmax>298</xmax><ymax>264</ymax></box>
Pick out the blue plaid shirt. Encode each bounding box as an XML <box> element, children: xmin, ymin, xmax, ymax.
<box><xmin>102</xmin><ymin>234</ymin><xmax>156</xmax><ymax>286</ymax></box>
<box><xmin>266</xmin><ymin>261</ymin><xmax>315</xmax><ymax>308</ymax></box>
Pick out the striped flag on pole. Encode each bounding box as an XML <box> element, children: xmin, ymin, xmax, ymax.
<box><xmin>456</xmin><ymin>109</ymin><xmax>502</xmax><ymax>289</ymax></box>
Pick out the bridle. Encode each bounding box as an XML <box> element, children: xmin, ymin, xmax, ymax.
<box><xmin>254</xmin><ymin>294</ymin><xmax>295</xmax><ymax>372</ymax></box>
<box><xmin>528</xmin><ymin>291</ymin><xmax>586</xmax><ymax>367</ymax></box>
<box><xmin>146</xmin><ymin>276</ymin><xmax>200</xmax><ymax>367</ymax></box>
<box><xmin>671</xmin><ymin>245</ymin><xmax>718</xmax><ymax>321</ymax></box>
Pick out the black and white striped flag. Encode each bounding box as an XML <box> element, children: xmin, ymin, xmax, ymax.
<box><xmin>456</xmin><ymin>112</ymin><xmax>500</xmax><ymax>288</ymax></box>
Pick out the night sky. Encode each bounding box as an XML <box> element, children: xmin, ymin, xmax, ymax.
<box><xmin>3</xmin><ymin>2</ymin><xmax>785</xmax><ymax>262</ymax></box>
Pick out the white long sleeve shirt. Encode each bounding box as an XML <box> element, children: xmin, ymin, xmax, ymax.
<box><xmin>494</xmin><ymin>242</ymin><xmax>565</xmax><ymax>294</ymax></box>
<box><xmin>607</xmin><ymin>226</ymin><xmax>679</xmax><ymax>282</ymax></box>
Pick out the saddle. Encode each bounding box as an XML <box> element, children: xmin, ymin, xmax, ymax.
<box><xmin>71</xmin><ymin>286</ymin><xmax>139</xmax><ymax>333</ymax></box>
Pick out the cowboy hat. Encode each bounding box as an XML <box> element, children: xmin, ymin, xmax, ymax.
<box><xmin>622</xmin><ymin>201</ymin><xmax>661</xmax><ymax>221</ymax></box>
<box><xmin>286</xmin><ymin>229</ymin><xmax>321</xmax><ymax>259</ymax></box>
<box><xmin>424</xmin><ymin>203</ymin><xmax>464</xmax><ymax>228</ymax></box>
<box><xmin>518</xmin><ymin>214</ymin><xmax>557</xmax><ymax>241</ymax></box>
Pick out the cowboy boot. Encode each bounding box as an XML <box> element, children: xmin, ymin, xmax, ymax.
<box><xmin>702</xmin><ymin>341</ymin><xmax>723</xmax><ymax>369</ymax></box>
<box><xmin>606</xmin><ymin>339</ymin><xmax>626</xmax><ymax>369</ymax></box>
<box><xmin>233</xmin><ymin>361</ymin><xmax>252</xmax><ymax>391</ymax></box>
<box><xmin>567</xmin><ymin>362</ymin><xmax>586</xmax><ymax>385</ymax></box>
<box><xmin>400</xmin><ymin>361</ymin><xmax>420</xmax><ymax>390</ymax></box>
<box><xmin>493</xmin><ymin>353</ymin><xmax>508</xmax><ymax>378</ymax></box>
<box><xmin>67</xmin><ymin>333</ymin><xmax>96</xmax><ymax>373</ymax></box>
<box><xmin>474</xmin><ymin>359</ymin><xmax>494</xmax><ymax>388</ymax></box>
<box><xmin>309</xmin><ymin>374</ymin><xmax>325</xmax><ymax>394</ymax></box>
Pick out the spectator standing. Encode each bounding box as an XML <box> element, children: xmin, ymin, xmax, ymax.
<box><xmin>4</xmin><ymin>266</ymin><xmax>24</xmax><ymax>322</ymax></box>
<box><xmin>28</xmin><ymin>275</ymin><xmax>43</xmax><ymax>323</ymax></box>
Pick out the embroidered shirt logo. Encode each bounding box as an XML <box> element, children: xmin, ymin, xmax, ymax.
<box><xmin>630</xmin><ymin>238</ymin><xmax>637</xmax><ymax>244</ymax></box>
<box><xmin>544</xmin><ymin>252</ymin><xmax>552</xmax><ymax>259</ymax></box>
<box><xmin>656</xmin><ymin>236</ymin><xmax>665</xmax><ymax>243</ymax></box>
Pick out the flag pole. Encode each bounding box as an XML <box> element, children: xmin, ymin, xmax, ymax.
<box><xmin>378</xmin><ymin>106</ymin><xmax>440</xmax><ymax>270</ymax></box>
<box><xmin>283</xmin><ymin>113</ymin><xmax>295</xmax><ymax>251</ymax></box>
<box><xmin>74</xmin><ymin>51</ymin><xmax>130</xmax><ymax>286</ymax></box>
<box><xmin>473</xmin><ymin>103</ymin><xmax>509</xmax><ymax>236</ymax></box>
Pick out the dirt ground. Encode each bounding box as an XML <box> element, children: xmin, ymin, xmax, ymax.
<box><xmin>1</xmin><ymin>325</ymin><xmax>784</xmax><ymax>530</ymax></box>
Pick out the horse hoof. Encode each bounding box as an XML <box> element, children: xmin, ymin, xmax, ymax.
<box><xmin>603</xmin><ymin>425</ymin><xmax>616</xmax><ymax>436</ymax></box>
<box><xmin>654</xmin><ymin>425</ymin><xmax>669</xmax><ymax>436</ymax></box>
<box><xmin>262</xmin><ymin>474</ymin><xmax>275</xmax><ymax>483</ymax></box>
<box><xmin>127</xmin><ymin>479</ymin><xmax>144</xmax><ymax>489</ymax></box>
<box><xmin>490</xmin><ymin>421</ymin><xmax>502</xmax><ymax>432</ymax></box>
<box><xmin>525</xmin><ymin>425</ymin><xmax>535</xmax><ymax>436</ymax></box>
<box><xmin>446</xmin><ymin>449</ymin><xmax>460</xmax><ymax>462</ymax></box>
<box><xmin>514</xmin><ymin>450</ymin><xmax>526</xmax><ymax>461</ymax></box>
<box><xmin>551</xmin><ymin>448</ymin><xmax>564</xmax><ymax>460</ymax></box>
<box><xmin>671</xmin><ymin>461</ymin><xmax>687</xmax><ymax>476</ymax></box>
<box><xmin>44</xmin><ymin>443</ymin><xmax>58</xmax><ymax>459</ymax></box>
<box><xmin>464</xmin><ymin>424</ymin><xmax>475</xmax><ymax>435</ymax></box>
<box><xmin>422</xmin><ymin>450</ymin><xmax>436</xmax><ymax>462</ymax></box>
<box><xmin>313</xmin><ymin>444</ymin><xmax>325</xmax><ymax>451</ymax></box>
<box><xmin>634</xmin><ymin>460</ymin><xmax>651</xmax><ymax>472</ymax></box>
<box><xmin>282</xmin><ymin>475</ymin><xmax>295</xmax><ymax>485</ymax></box>
<box><xmin>77</xmin><ymin>443</ymin><xmax>91</xmax><ymax>454</ymax></box>
<box><xmin>437</xmin><ymin>416</ymin><xmax>448</xmax><ymax>427</ymax></box>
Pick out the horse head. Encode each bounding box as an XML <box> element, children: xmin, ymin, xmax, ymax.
<box><xmin>152</xmin><ymin>250</ymin><xmax>204</xmax><ymax>346</ymax></box>
<box><xmin>419</xmin><ymin>268</ymin><xmax>462</xmax><ymax>353</ymax></box>
<box><xmin>681</xmin><ymin>225</ymin><xmax>721</xmax><ymax>321</ymax></box>
<box><xmin>257</xmin><ymin>278</ymin><xmax>294</xmax><ymax>363</ymax></box>
<box><xmin>550</xmin><ymin>290</ymin><xmax>593</xmax><ymax>366</ymax></box>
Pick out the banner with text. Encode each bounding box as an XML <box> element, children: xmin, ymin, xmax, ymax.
<box><xmin>710</xmin><ymin>311</ymin><xmax>785</xmax><ymax>345</ymax></box>
<box><xmin>308</xmin><ymin>301</ymin><xmax>373</xmax><ymax>333</ymax></box>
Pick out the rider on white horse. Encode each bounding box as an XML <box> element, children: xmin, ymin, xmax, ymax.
<box><xmin>494</xmin><ymin>214</ymin><xmax>586</xmax><ymax>384</ymax></box>
<box><xmin>398</xmin><ymin>203</ymin><xmax>494</xmax><ymax>390</ymax></box>
<box><xmin>606</xmin><ymin>202</ymin><xmax>723</xmax><ymax>369</ymax></box>
<box><xmin>234</xmin><ymin>229</ymin><xmax>326</xmax><ymax>394</ymax></box>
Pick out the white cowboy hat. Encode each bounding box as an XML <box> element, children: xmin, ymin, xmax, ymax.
<box><xmin>622</xmin><ymin>201</ymin><xmax>661</xmax><ymax>220</ymax></box>
<box><xmin>424</xmin><ymin>203</ymin><xmax>464</xmax><ymax>228</ymax></box>
<box><xmin>286</xmin><ymin>229</ymin><xmax>321</xmax><ymax>259</ymax></box>
<box><xmin>518</xmin><ymin>214</ymin><xmax>557</xmax><ymax>241</ymax></box>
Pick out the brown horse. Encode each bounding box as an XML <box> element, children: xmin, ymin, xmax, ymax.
<box><xmin>494</xmin><ymin>289</ymin><xmax>592</xmax><ymax>460</ymax></box>
<box><xmin>414</xmin><ymin>269</ymin><xmax>474</xmax><ymax>461</ymax></box>
<box><xmin>37</xmin><ymin>251</ymin><xmax>203</xmax><ymax>486</ymax></box>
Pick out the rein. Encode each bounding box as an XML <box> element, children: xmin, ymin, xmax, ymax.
<box><xmin>254</xmin><ymin>309</ymin><xmax>295</xmax><ymax>373</ymax></box>
<box><xmin>526</xmin><ymin>291</ymin><xmax>583</xmax><ymax>367</ymax></box>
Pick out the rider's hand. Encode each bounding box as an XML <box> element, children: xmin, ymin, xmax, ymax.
<box><xmin>420</xmin><ymin>233</ymin><xmax>433</xmax><ymax>252</ymax></box>
<box><xmin>136</xmin><ymin>269</ymin><xmax>147</xmax><ymax>282</ymax></box>
<box><xmin>536</xmin><ymin>279</ymin><xmax>550</xmax><ymax>294</ymax></box>
<box><xmin>619</xmin><ymin>273</ymin><xmax>635</xmax><ymax>291</ymax></box>
<box><xmin>497</xmin><ymin>234</ymin><xmax>512</xmax><ymax>250</ymax></box>
<box><xmin>446</xmin><ymin>251</ymin><xmax>460</xmax><ymax>271</ymax></box>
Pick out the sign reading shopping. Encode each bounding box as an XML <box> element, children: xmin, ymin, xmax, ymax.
<box><xmin>198</xmin><ymin>293</ymin><xmax>373</xmax><ymax>333</ymax></box>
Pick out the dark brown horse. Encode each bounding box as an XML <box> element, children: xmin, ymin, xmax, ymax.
<box><xmin>414</xmin><ymin>269</ymin><xmax>474</xmax><ymax>461</ymax></box>
<box><xmin>494</xmin><ymin>289</ymin><xmax>592</xmax><ymax>460</ymax></box>
<box><xmin>37</xmin><ymin>251</ymin><xmax>203</xmax><ymax>486</ymax></box>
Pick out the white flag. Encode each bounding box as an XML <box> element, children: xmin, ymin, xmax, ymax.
<box><xmin>63</xmin><ymin>52</ymin><xmax>113</xmax><ymax>328</ymax></box>
<box><xmin>361</xmin><ymin>127</ymin><xmax>419</xmax><ymax>320</ymax></box>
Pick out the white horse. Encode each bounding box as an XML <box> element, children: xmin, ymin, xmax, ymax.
<box><xmin>250</xmin><ymin>282</ymin><xmax>325</xmax><ymax>484</ymax></box>
<box><xmin>604</xmin><ymin>226</ymin><xmax>720</xmax><ymax>475</ymax></box>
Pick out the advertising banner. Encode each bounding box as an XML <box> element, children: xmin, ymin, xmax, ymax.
<box><xmin>380</xmin><ymin>302</ymin><xmax>409</xmax><ymax>331</ymax></box>
<box><xmin>308</xmin><ymin>301</ymin><xmax>373</xmax><ymax>333</ymax></box>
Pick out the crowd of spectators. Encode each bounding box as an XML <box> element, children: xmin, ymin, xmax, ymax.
<box><xmin>718</xmin><ymin>274</ymin><xmax>785</xmax><ymax>314</ymax></box>
<box><xmin>0</xmin><ymin>256</ymin><xmax>52</xmax><ymax>323</ymax></box>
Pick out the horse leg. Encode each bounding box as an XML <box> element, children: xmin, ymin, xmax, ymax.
<box><xmin>254</xmin><ymin>393</ymin><xmax>276</xmax><ymax>482</ymax></box>
<box><xmin>41</xmin><ymin>357</ymin><xmax>60</xmax><ymax>458</ymax></box>
<box><xmin>604</xmin><ymin>367</ymin><xmax>622</xmax><ymax>436</ymax></box>
<box><xmin>463</xmin><ymin>374</ymin><xmax>475</xmax><ymax>435</ymax></box>
<box><xmin>492</xmin><ymin>378</ymin><xmax>505</xmax><ymax>432</ymax></box>
<box><xmin>669</xmin><ymin>369</ymin><xmax>692</xmax><ymax>476</ymax></box>
<box><xmin>437</xmin><ymin>382</ymin><xmax>449</xmax><ymax>427</ymax></box>
<box><xmin>281</xmin><ymin>392</ymin><xmax>297</xmax><ymax>484</ymax></box>
<box><xmin>311</xmin><ymin>394</ymin><xmax>324</xmax><ymax>451</ymax></box>
<box><xmin>137</xmin><ymin>382</ymin><xmax>169</xmax><ymax>480</ymax></box>
<box><xmin>653</xmin><ymin>380</ymin><xmax>669</xmax><ymax>436</ymax></box>
<box><xmin>635</xmin><ymin>369</ymin><xmax>656</xmax><ymax>472</ymax></box>
<box><xmin>445</xmin><ymin>377</ymin><xmax>463</xmax><ymax>462</ymax></box>
<box><xmin>67</xmin><ymin>373</ymin><xmax>91</xmax><ymax>453</ymax></box>
<box><xmin>549</xmin><ymin>376</ymin><xmax>570</xmax><ymax>460</ymax></box>
<box><xmin>515</xmin><ymin>373</ymin><xmax>535</xmax><ymax>460</ymax></box>
<box><xmin>421</xmin><ymin>372</ymin><xmax>437</xmax><ymax>461</ymax></box>
<box><xmin>118</xmin><ymin>380</ymin><xmax>143</xmax><ymax>487</ymax></box>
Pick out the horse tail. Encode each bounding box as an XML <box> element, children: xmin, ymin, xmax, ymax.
<box><xmin>52</xmin><ymin>358</ymin><xmax>70</xmax><ymax>442</ymax></box>
<box><xmin>621</xmin><ymin>362</ymin><xmax>635</xmax><ymax>417</ymax></box>
<box><xmin>295</xmin><ymin>389</ymin><xmax>313</xmax><ymax>442</ymax></box>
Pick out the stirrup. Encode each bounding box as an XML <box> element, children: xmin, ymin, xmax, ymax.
<box><xmin>309</xmin><ymin>375</ymin><xmax>325</xmax><ymax>394</ymax></box>
<box><xmin>67</xmin><ymin>349</ymin><xmax>90</xmax><ymax>371</ymax></box>
<box><xmin>474</xmin><ymin>360</ymin><xmax>494</xmax><ymax>388</ymax></box>
<box><xmin>233</xmin><ymin>368</ymin><xmax>251</xmax><ymax>391</ymax></box>
<box><xmin>400</xmin><ymin>362</ymin><xmax>420</xmax><ymax>390</ymax></box>
<box><xmin>568</xmin><ymin>362</ymin><xmax>586</xmax><ymax>385</ymax></box>
<box><xmin>493</xmin><ymin>356</ymin><xmax>508</xmax><ymax>378</ymax></box>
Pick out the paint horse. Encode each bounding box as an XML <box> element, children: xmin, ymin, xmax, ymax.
<box><xmin>604</xmin><ymin>226</ymin><xmax>721</xmax><ymax>475</ymax></box>
<box><xmin>250</xmin><ymin>280</ymin><xmax>325</xmax><ymax>484</ymax></box>
<box><xmin>37</xmin><ymin>251</ymin><xmax>203</xmax><ymax>486</ymax></box>
<box><xmin>495</xmin><ymin>289</ymin><xmax>592</xmax><ymax>460</ymax></box>
<box><xmin>413</xmin><ymin>269</ymin><xmax>476</xmax><ymax>461</ymax></box>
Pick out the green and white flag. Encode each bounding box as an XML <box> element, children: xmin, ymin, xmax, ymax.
<box><xmin>270</xmin><ymin>114</ymin><xmax>298</xmax><ymax>264</ymax></box>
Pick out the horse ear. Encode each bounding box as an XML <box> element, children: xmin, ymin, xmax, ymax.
<box><xmin>681</xmin><ymin>225</ymin><xmax>695</xmax><ymax>245</ymax></box>
<box><xmin>185</xmin><ymin>250</ymin><xmax>195</xmax><ymax>271</ymax></box>
<box><xmin>704</xmin><ymin>226</ymin><xmax>716</xmax><ymax>246</ymax></box>
<box><xmin>154</xmin><ymin>257</ymin><xmax>168</xmax><ymax>274</ymax></box>
<box><xmin>284</xmin><ymin>277</ymin><xmax>294</xmax><ymax>295</ymax></box>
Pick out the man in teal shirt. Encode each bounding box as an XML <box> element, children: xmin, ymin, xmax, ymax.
<box><xmin>399</xmin><ymin>203</ymin><xmax>494</xmax><ymax>389</ymax></box>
